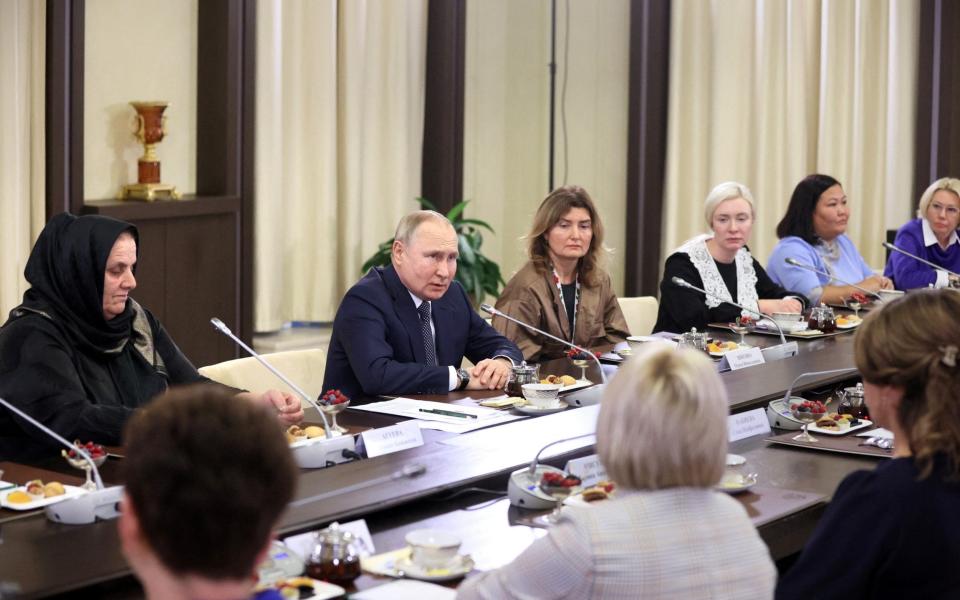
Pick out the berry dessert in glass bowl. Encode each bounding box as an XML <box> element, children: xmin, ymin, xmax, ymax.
<box><xmin>537</xmin><ymin>471</ymin><xmax>582</xmax><ymax>525</ymax></box>
<box><xmin>789</xmin><ymin>400</ymin><xmax>827</xmax><ymax>442</ymax></box>
<box><xmin>317</xmin><ymin>389</ymin><xmax>350</xmax><ymax>434</ymax></box>
<box><xmin>62</xmin><ymin>440</ymin><xmax>107</xmax><ymax>491</ymax></box>
<box><xmin>565</xmin><ymin>348</ymin><xmax>600</xmax><ymax>382</ymax></box>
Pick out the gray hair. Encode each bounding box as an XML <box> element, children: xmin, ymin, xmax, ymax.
<box><xmin>704</xmin><ymin>181</ymin><xmax>755</xmax><ymax>228</ymax></box>
<box><xmin>394</xmin><ymin>210</ymin><xmax>453</xmax><ymax>245</ymax></box>
<box><xmin>917</xmin><ymin>177</ymin><xmax>960</xmax><ymax>218</ymax></box>
<box><xmin>596</xmin><ymin>344</ymin><xmax>728</xmax><ymax>490</ymax></box>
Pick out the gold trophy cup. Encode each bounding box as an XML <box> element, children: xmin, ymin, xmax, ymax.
<box><xmin>121</xmin><ymin>101</ymin><xmax>180</xmax><ymax>201</ymax></box>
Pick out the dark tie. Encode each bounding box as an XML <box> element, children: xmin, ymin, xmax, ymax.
<box><xmin>418</xmin><ymin>301</ymin><xmax>438</xmax><ymax>366</ymax></box>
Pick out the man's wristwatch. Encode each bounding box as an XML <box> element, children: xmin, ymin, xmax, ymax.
<box><xmin>456</xmin><ymin>368</ymin><xmax>471</xmax><ymax>390</ymax></box>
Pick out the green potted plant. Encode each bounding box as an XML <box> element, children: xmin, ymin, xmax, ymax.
<box><xmin>360</xmin><ymin>198</ymin><xmax>505</xmax><ymax>307</ymax></box>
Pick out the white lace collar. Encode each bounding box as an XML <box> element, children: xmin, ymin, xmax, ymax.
<box><xmin>676</xmin><ymin>234</ymin><xmax>759</xmax><ymax>314</ymax></box>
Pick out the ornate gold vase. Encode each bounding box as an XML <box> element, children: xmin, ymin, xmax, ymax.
<box><xmin>121</xmin><ymin>101</ymin><xmax>180</xmax><ymax>201</ymax></box>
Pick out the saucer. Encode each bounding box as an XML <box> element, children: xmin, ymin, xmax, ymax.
<box><xmin>395</xmin><ymin>554</ymin><xmax>475</xmax><ymax>582</ymax></box>
<box><xmin>716</xmin><ymin>472</ymin><xmax>757</xmax><ymax>494</ymax></box>
<box><xmin>514</xmin><ymin>401</ymin><xmax>568</xmax><ymax>415</ymax></box>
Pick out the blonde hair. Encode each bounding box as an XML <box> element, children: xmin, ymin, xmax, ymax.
<box><xmin>704</xmin><ymin>181</ymin><xmax>755</xmax><ymax>229</ymax></box>
<box><xmin>597</xmin><ymin>344</ymin><xmax>728</xmax><ymax>490</ymax></box>
<box><xmin>526</xmin><ymin>185</ymin><xmax>607</xmax><ymax>288</ymax></box>
<box><xmin>917</xmin><ymin>177</ymin><xmax>960</xmax><ymax>218</ymax></box>
<box><xmin>855</xmin><ymin>288</ymin><xmax>960</xmax><ymax>480</ymax></box>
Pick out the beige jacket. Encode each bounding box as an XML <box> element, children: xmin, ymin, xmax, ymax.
<box><xmin>492</xmin><ymin>260</ymin><xmax>630</xmax><ymax>362</ymax></box>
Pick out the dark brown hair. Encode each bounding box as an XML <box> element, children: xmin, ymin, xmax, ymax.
<box><xmin>776</xmin><ymin>174</ymin><xmax>841</xmax><ymax>244</ymax></box>
<box><xmin>526</xmin><ymin>185</ymin><xmax>606</xmax><ymax>287</ymax></box>
<box><xmin>854</xmin><ymin>288</ymin><xmax>960</xmax><ymax>480</ymax></box>
<box><xmin>123</xmin><ymin>385</ymin><xmax>297</xmax><ymax>579</ymax></box>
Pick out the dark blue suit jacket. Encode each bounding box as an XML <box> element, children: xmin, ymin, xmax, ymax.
<box><xmin>322</xmin><ymin>266</ymin><xmax>523</xmax><ymax>400</ymax></box>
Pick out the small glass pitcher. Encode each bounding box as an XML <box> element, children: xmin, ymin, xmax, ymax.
<box><xmin>678</xmin><ymin>328</ymin><xmax>708</xmax><ymax>351</ymax></box>
<box><xmin>507</xmin><ymin>361</ymin><xmax>540</xmax><ymax>397</ymax></box>
<box><xmin>304</xmin><ymin>522</ymin><xmax>368</xmax><ymax>585</ymax></box>
<box><xmin>836</xmin><ymin>382</ymin><xmax>868</xmax><ymax>419</ymax></box>
<box><xmin>807</xmin><ymin>304</ymin><xmax>837</xmax><ymax>333</ymax></box>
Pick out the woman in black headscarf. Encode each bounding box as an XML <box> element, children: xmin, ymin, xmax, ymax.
<box><xmin>0</xmin><ymin>213</ymin><xmax>302</xmax><ymax>461</ymax></box>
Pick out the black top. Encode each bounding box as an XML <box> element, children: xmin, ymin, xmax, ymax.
<box><xmin>653</xmin><ymin>250</ymin><xmax>804</xmax><ymax>334</ymax></box>
<box><xmin>0</xmin><ymin>214</ymin><xmax>215</xmax><ymax>461</ymax></box>
<box><xmin>777</xmin><ymin>456</ymin><xmax>960</xmax><ymax>600</ymax></box>
<box><xmin>560</xmin><ymin>282</ymin><xmax>576</xmax><ymax>339</ymax></box>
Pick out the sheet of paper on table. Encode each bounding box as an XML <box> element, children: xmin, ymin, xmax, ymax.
<box><xmin>351</xmin><ymin>579</ymin><xmax>456</xmax><ymax>600</ymax></box>
<box><xmin>855</xmin><ymin>427</ymin><xmax>894</xmax><ymax>439</ymax></box>
<box><xmin>349</xmin><ymin>398</ymin><xmax>526</xmax><ymax>434</ymax></box>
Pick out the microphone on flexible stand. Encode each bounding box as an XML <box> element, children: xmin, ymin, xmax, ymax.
<box><xmin>507</xmin><ymin>432</ymin><xmax>598</xmax><ymax>509</ymax></box>
<box><xmin>480</xmin><ymin>304</ymin><xmax>607</xmax><ymax>407</ymax></box>
<box><xmin>670</xmin><ymin>276</ymin><xmax>799</xmax><ymax>361</ymax></box>
<box><xmin>0</xmin><ymin>397</ymin><xmax>123</xmax><ymax>525</ymax></box>
<box><xmin>765</xmin><ymin>367</ymin><xmax>859</xmax><ymax>430</ymax></box>
<box><xmin>783</xmin><ymin>257</ymin><xmax>882</xmax><ymax>299</ymax></box>
<box><xmin>210</xmin><ymin>318</ymin><xmax>356</xmax><ymax>468</ymax></box>
<box><xmin>882</xmin><ymin>242</ymin><xmax>960</xmax><ymax>280</ymax></box>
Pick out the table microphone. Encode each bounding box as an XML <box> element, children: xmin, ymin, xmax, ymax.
<box><xmin>783</xmin><ymin>257</ymin><xmax>881</xmax><ymax>299</ymax></box>
<box><xmin>0</xmin><ymin>397</ymin><xmax>123</xmax><ymax>525</ymax></box>
<box><xmin>782</xmin><ymin>367</ymin><xmax>859</xmax><ymax>404</ymax></box>
<box><xmin>210</xmin><ymin>317</ymin><xmax>333</xmax><ymax>436</ymax></box>
<box><xmin>210</xmin><ymin>318</ymin><xmax>356</xmax><ymax>469</ymax></box>
<box><xmin>670</xmin><ymin>276</ymin><xmax>798</xmax><ymax>361</ymax></box>
<box><xmin>479</xmin><ymin>304</ymin><xmax>607</xmax><ymax>385</ymax></box>
<box><xmin>507</xmin><ymin>432</ymin><xmax>597</xmax><ymax>509</ymax></box>
<box><xmin>882</xmin><ymin>242</ymin><xmax>960</xmax><ymax>277</ymax></box>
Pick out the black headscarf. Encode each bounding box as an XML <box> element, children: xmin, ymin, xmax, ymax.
<box><xmin>15</xmin><ymin>213</ymin><xmax>139</xmax><ymax>354</ymax></box>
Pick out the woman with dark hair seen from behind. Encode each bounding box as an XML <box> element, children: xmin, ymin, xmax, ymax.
<box><xmin>654</xmin><ymin>181</ymin><xmax>805</xmax><ymax>334</ymax></box>
<box><xmin>777</xmin><ymin>288</ymin><xmax>960</xmax><ymax>599</ymax></box>
<box><xmin>457</xmin><ymin>344</ymin><xmax>775</xmax><ymax>599</ymax></box>
<box><xmin>0</xmin><ymin>213</ymin><xmax>302</xmax><ymax>461</ymax></box>
<box><xmin>767</xmin><ymin>174</ymin><xmax>892</xmax><ymax>305</ymax></box>
<box><xmin>883</xmin><ymin>177</ymin><xmax>960</xmax><ymax>290</ymax></box>
<box><xmin>492</xmin><ymin>185</ymin><xmax>630</xmax><ymax>361</ymax></box>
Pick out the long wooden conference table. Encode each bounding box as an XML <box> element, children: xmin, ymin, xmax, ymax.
<box><xmin>0</xmin><ymin>327</ymin><xmax>877</xmax><ymax>598</ymax></box>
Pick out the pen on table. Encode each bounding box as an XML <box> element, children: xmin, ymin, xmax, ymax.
<box><xmin>418</xmin><ymin>408</ymin><xmax>478</xmax><ymax>419</ymax></box>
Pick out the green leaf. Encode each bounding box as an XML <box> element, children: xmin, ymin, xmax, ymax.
<box><xmin>458</xmin><ymin>235</ymin><xmax>476</xmax><ymax>265</ymax></box>
<box><xmin>417</xmin><ymin>197</ymin><xmax>437</xmax><ymax>211</ymax></box>
<box><xmin>446</xmin><ymin>200</ymin><xmax>469</xmax><ymax>222</ymax></box>
<box><xmin>457</xmin><ymin>218</ymin><xmax>495</xmax><ymax>232</ymax></box>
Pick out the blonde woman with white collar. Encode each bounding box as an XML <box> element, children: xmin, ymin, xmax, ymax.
<box><xmin>653</xmin><ymin>181</ymin><xmax>805</xmax><ymax>334</ymax></box>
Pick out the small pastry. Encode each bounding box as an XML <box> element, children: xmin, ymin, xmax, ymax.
<box><xmin>25</xmin><ymin>480</ymin><xmax>45</xmax><ymax>500</ymax></box>
<box><xmin>304</xmin><ymin>425</ymin><xmax>325</xmax><ymax>438</ymax></box>
<box><xmin>559</xmin><ymin>375</ymin><xmax>577</xmax><ymax>386</ymax></box>
<box><xmin>285</xmin><ymin>425</ymin><xmax>308</xmax><ymax>443</ymax></box>
<box><xmin>43</xmin><ymin>481</ymin><xmax>66</xmax><ymax>498</ymax></box>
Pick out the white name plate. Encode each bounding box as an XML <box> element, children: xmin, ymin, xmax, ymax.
<box><xmin>728</xmin><ymin>407</ymin><xmax>772</xmax><ymax>442</ymax></box>
<box><xmin>721</xmin><ymin>347</ymin><xmax>765</xmax><ymax>371</ymax></box>
<box><xmin>361</xmin><ymin>420</ymin><xmax>423</xmax><ymax>458</ymax></box>
<box><xmin>565</xmin><ymin>454</ymin><xmax>608</xmax><ymax>487</ymax></box>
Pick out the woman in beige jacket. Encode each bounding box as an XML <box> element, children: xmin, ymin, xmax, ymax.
<box><xmin>493</xmin><ymin>185</ymin><xmax>630</xmax><ymax>362</ymax></box>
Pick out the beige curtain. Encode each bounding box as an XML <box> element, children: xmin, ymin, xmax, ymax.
<box><xmin>663</xmin><ymin>0</ymin><xmax>918</xmax><ymax>272</ymax></box>
<box><xmin>464</xmin><ymin>0</ymin><xmax>631</xmax><ymax>295</ymax></box>
<box><xmin>0</xmin><ymin>0</ymin><xmax>45</xmax><ymax>317</ymax></box>
<box><xmin>255</xmin><ymin>0</ymin><xmax>427</xmax><ymax>331</ymax></box>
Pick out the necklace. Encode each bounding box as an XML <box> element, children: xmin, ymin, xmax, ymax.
<box><xmin>551</xmin><ymin>265</ymin><xmax>580</xmax><ymax>342</ymax></box>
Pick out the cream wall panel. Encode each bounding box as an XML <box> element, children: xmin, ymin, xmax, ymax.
<box><xmin>84</xmin><ymin>0</ymin><xmax>197</xmax><ymax>200</ymax></box>
<box><xmin>464</xmin><ymin>0</ymin><xmax>630</xmax><ymax>297</ymax></box>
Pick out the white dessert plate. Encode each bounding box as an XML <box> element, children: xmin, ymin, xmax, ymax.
<box><xmin>806</xmin><ymin>418</ymin><xmax>873</xmax><ymax>436</ymax></box>
<box><xmin>259</xmin><ymin>578</ymin><xmax>345</xmax><ymax>600</ymax></box>
<box><xmin>514</xmin><ymin>402</ymin><xmax>569</xmax><ymax>415</ymax></box>
<box><xmin>0</xmin><ymin>483</ymin><xmax>87</xmax><ymax>511</ymax></box>
<box><xmin>835</xmin><ymin>318</ymin><xmax>862</xmax><ymax>330</ymax></box>
<box><xmin>394</xmin><ymin>554</ymin><xmax>475</xmax><ymax>582</ymax></box>
<box><xmin>708</xmin><ymin>343</ymin><xmax>741</xmax><ymax>357</ymax></box>
<box><xmin>558</xmin><ymin>380</ymin><xmax>593</xmax><ymax>394</ymax></box>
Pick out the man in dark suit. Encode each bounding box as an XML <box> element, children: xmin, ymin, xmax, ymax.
<box><xmin>323</xmin><ymin>211</ymin><xmax>522</xmax><ymax>400</ymax></box>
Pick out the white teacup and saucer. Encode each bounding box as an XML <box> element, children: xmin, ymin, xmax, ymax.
<box><xmin>396</xmin><ymin>529</ymin><xmax>474</xmax><ymax>582</ymax></box>
<box><xmin>515</xmin><ymin>383</ymin><xmax>568</xmax><ymax>415</ymax></box>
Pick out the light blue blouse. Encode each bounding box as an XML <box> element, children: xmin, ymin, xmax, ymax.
<box><xmin>766</xmin><ymin>235</ymin><xmax>874</xmax><ymax>304</ymax></box>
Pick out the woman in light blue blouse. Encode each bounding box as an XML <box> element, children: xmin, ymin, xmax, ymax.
<box><xmin>767</xmin><ymin>174</ymin><xmax>892</xmax><ymax>305</ymax></box>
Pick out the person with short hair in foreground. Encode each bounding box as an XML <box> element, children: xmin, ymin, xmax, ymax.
<box><xmin>456</xmin><ymin>345</ymin><xmax>776</xmax><ymax>600</ymax></box>
<box><xmin>777</xmin><ymin>288</ymin><xmax>960</xmax><ymax>600</ymax></box>
<box><xmin>119</xmin><ymin>384</ymin><xmax>298</xmax><ymax>600</ymax></box>
<box><xmin>322</xmin><ymin>210</ymin><xmax>522</xmax><ymax>399</ymax></box>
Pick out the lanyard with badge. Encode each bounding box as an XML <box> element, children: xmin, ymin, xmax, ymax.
<box><xmin>551</xmin><ymin>265</ymin><xmax>580</xmax><ymax>342</ymax></box>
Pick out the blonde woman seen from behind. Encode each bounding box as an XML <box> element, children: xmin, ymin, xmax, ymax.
<box><xmin>457</xmin><ymin>345</ymin><xmax>776</xmax><ymax>600</ymax></box>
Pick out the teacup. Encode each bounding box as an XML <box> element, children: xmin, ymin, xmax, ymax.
<box><xmin>770</xmin><ymin>312</ymin><xmax>803</xmax><ymax>331</ymax></box>
<box><xmin>405</xmin><ymin>529</ymin><xmax>461</xmax><ymax>569</ymax></box>
<box><xmin>876</xmin><ymin>289</ymin><xmax>905</xmax><ymax>303</ymax></box>
<box><xmin>521</xmin><ymin>383</ymin><xmax>562</xmax><ymax>408</ymax></box>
